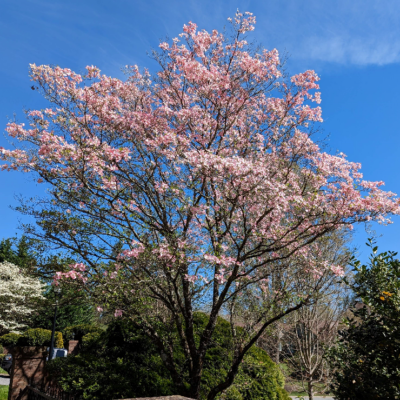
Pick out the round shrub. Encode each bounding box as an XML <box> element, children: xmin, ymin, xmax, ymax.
<box><xmin>221</xmin><ymin>347</ymin><xmax>290</xmax><ymax>400</ymax></box>
<box><xmin>0</xmin><ymin>332</ymin><xmax>21</xmax><ymax>347</ymax></box>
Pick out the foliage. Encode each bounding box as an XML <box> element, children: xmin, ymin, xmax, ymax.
<box><xmin>62</xmin><ymin>324</ymin><xmax>103</xmax><ymax>343</ymax></box>
<box><xmin>0</xmin><ymin>261</ymin><xmax>45</xmax><ymax>333</ymax></box>
<box><xmin>0</xmin><ymin>236</ymin><xmax>36</xmax><ymax>271</ymax></box>
<box><xmin>30</xmin><ymin>286</ymin><xmax>95</xmax><ymax>332</ymax></box>
<box><xmin>222</xmin><ymin>347</ymin><xmax>290</xmax><ymax>400</ymax></box>
<box><xmin>47</xmin><ymin>319</ymin><xmax>175</xmax><ymax>400</ymax></box>
<box><xmin>18</xmin><ymin>328</ymin><xmax>63</xmax><ymax>348</ymax></box>
<box><xmin>327</xmin><ymin>241</ymin><xmax>400</xmax><ymax>400</ymax></box>
<box><xmin>0</xmin><ymin>332</ymin><xmax>21</xmax><ymax>346</ymax></box>
<box><xmin>81</xmin><ymin>331</ymin><xmax>102</xmax><ymax>349</ymax></box>
<box><xmin>0</xmin><ymin>237</ymin><xmax>96</xmax><ymax>331</ymax></box>
<box><xmin>47</xmin><ymin>315</ymin><xmax>289</xmax><ymax>400</ymax></box>
<box><xmin>193</xmin><ymin>312</ymin><xmax>289</xmax><ymax>400</ymax></box>
<box><xmin>2</xmin><ymin>10</ymin><xmax>400</xmax><ymax>399</ymax></box>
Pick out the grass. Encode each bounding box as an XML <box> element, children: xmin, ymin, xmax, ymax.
<box><xmin>286</xmin><ymin>381</ymin><xmax>332</xmax><ymax>396</ymax></box>
<box><xmin>0</xmin><ymin>368</ymin><xmax>8</xmax><ymax>375</ymax></box>
<box><xmin>0</xmin><ymin>385</ymin><xmax>8</xmax><ymax>400</ymax></box>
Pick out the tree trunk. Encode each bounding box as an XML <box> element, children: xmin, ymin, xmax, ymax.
<box><xmin>307</xmin><ymin>378</ymin><xmax>314</xmax><ymax>400</ymax></box>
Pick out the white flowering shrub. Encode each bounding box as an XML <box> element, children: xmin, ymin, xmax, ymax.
<box><xmin>0</xmin><ymin>261</ymin><xmax>45</xmax><ymax>333</ymax></box>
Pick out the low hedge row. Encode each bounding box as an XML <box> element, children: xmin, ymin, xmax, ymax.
<box><xmin>0</xmin><ymin>328</ymin><xmax>63</xmax><ymax>348</ymax></box>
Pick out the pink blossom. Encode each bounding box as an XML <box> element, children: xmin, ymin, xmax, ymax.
<box><xmin>184</xmin><ymin>274</ymin><xmax>197</xmax><ymax>283</ymax></box>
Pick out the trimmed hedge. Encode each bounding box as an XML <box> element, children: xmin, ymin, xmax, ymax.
<box><xmin>63</xmin><ymin>324</ymin><xmax>103</xmax><ymax>343</ymax></box>
<box><xmin>18</xmin><ymin>328</ymin><xmax>64</xmax><ymax>348</ymax></box>
<box><xmin>0</xmin><ymin>329</ymin><xmax>63</xmax><ymax>348</ymax></box>
<box><xmin>0</xmin><ymin>332</ymin><xmax>21</xmax><ymax>347</ymax></box>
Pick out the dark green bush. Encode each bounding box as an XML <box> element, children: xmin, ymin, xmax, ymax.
<box><xmin>0</xmin><ymin>332</ymin><xmax>21</xmax><ymax>347</ymax></box>
<box><xmin>47</xmin><ymin>320</ymin><xmax>174</xmax><ymax>400</ymax></box>
<box><xmin>328</xmin><ymin>243</ymin><xmax>400</xmax><ymax>400</ymax></box>
<box><xmin>47</xmin><ymin>315</ymin><xmax>289</xmax><ymax>400</ymax></box>
<box><xmin>81</xmin><ymin>332</ymin><xmax>102</xmax><ymax>349</ymax></box>
<box><xmin>18</xmin><ymin>328</ymin><xmax>63</xmax><ymax>348</ymax></box>
<box><xmin>62</xmin><ymin>324</ymin><xmax>103</xmax><ymax>342</ymax></box>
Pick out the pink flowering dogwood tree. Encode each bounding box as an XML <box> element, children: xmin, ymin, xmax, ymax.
<box><xmin>1</xmin><ymin>11</ymin><xmax>400</xmax><ymax>399</ymax></box>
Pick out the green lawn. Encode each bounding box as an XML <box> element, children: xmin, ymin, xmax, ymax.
<box><xmin>0</xmin><ymin>385</ymin><xmax>8</xmax><ymax>400</ymax></box>
<box><xmin>0</xmin><ymin>368</ymin><xmax>8</xmax><ymax>375</ymax></box>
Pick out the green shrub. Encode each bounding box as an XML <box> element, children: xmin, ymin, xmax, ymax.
<box><xmin>62</xmin><ymin>324</ymin><xmax>102</xmax><ymax>342</ymax></box>
<box><xmin>81</xmin><ymin>332</ymin><xmax>101</xmax><ymax>349</ymax></box>
<box><xmin>47</xmin><ymin>320</ymin><xmax>174</xmax><ymax>400</ymax></box>
<box><xmin>0</xmin><ymin>344</ymin><xmax>3</xmax><ymax>354</ymax></box>
<box><xmin>0</xmin><ymin>332</ymin><xmax>21</xmax><ymax>347</ymax></box>
<box><xmin>47</xmin><ymin>315</ymin><xmax>290</xmax><ymax>400</ymax></box>
<box><xmin>221</xmin><ymin>347</ymin><xmax>290</xmax><ymax>400</ymax></box>
<box><xmin>17</xmin><ymin>328</ymin><xmax>63</xmax><ymax>348</ymax></box>
<box><xmin>327</xmin><ymin>243</ymin><xmax>400</xmax><ymax>400</ymax></box>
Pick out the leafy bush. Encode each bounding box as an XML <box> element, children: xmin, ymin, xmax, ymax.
<box><xmin>47</xmin><ymin>314</ymin><xmax>290</xmax><ymax>400</ymax></box>
<box><xmin>222</xmin><ymin>347</ymin><xmax>289</xmax><ymax>400</ymax></box>
<box><xmin>47</xmin><ymin>320</ymin><xmax>174</xmax><ymax>400</ymax></box>
<box><xmin>17</xmin><ymin>328</ymin><xmax>63</xmax><ymax>348</ymax></box>
<box><xmin>0</xmin><ymin>332</ymin><xmax>21</xmax><ymax>347</ymax></box>
<box><xmin>193</xmin><ymin>313</ymin><xmax>289</xmax><ymax>400</ymax></box>
<box><xmin>62</xmin><ymin>324</ymin><xmax>102</xmax><ymax>342</ymax></box>
<box><xmin>81</xmin><ymin>332</ymin><xmax>101</xmax><ymax>349</ymax></box>
<box><xmin>327</xmin><ymin>243</ymin><xmax>400</xmax><ymax>400</ymax></box>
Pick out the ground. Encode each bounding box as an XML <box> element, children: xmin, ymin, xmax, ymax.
<box><xmin>0</xmin><ymin>385</ymin><xmax>7</xmax><ymax>400</ymax></box>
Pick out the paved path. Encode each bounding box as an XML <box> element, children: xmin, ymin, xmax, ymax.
<box><xmin>0</xmin><ymin>375</ymin><xmax>10</xmax><ymax>386</ymax></box>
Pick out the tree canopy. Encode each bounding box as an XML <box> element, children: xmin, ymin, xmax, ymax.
<box><xmin>1</xmin><ymin>10</ymin><xmax>399</xmax><ymax>399</ymax></box>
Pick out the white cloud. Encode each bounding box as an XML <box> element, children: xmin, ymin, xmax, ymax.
<box><xmin>300</xmin><ymin>35</ymin><xmax>400</xmax><ymax>66</ymax></box>
<box><xmin>253</xmin><ymin>0</ymin><xmax>400</xmax><ymax>66</ymax></box>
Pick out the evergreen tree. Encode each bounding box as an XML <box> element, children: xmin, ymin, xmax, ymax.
<box><xmin>328</xmin><ymin>241</ymin><xmax>400</xmax><ymax>400</ymax></box>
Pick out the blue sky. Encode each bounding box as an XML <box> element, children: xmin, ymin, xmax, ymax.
<box><xmin>1</xmin><ymin>0</ymin><xmax>399</xmax><ymax>263</ymax></box>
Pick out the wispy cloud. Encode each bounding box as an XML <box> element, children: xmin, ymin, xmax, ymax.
<box><xmin>253</xmin><ymin>0</ymin><xmax>400</xmax><ymax>67</ymax></box>
<box><xmin>301</xmin><ymin>35</ymin><xmax>400</xmax><ymax>66</ymax></box>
